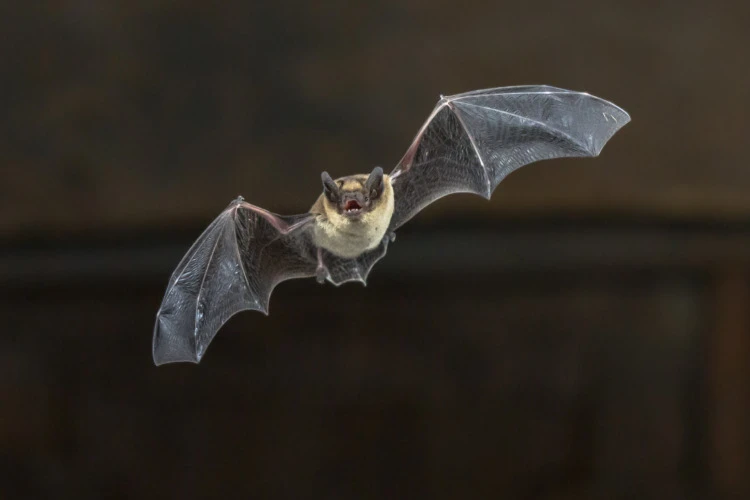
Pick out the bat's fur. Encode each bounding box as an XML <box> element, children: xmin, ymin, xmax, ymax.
<box><xmin>310</xmin><ymin>173</ymin><xmax>394</xmax><ymax>259</ymax></box>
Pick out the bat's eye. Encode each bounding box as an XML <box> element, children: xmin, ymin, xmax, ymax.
<box><xmin>364</xmin><ymin>196</ymin><xmax>370</xmax><ymax>203</ymax></box>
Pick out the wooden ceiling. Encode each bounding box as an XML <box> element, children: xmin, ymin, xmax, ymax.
<box><xmin>2</xmin><ymin>1</ymin><xmax>748</xmax><ymax>239</ymax></box>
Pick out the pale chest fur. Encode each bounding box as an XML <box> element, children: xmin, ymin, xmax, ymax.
<box><xmin>312</xmin><ymin>193</ymin><xmax>394</xmax><ymax>259</ymax></box>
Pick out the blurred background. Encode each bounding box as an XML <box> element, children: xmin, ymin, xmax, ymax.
<box><xmin>1</xmin><ymin>1</ymin><xmax>749</xmax><ymax>498</ymax></box>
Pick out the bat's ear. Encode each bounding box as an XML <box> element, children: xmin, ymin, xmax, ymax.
<box><xmin>321</xmin><ymin>171</ymin><xmax>339</xmax><ymax>202</ymax></box>
<box><xmin>365</xmin><ymin>166</ymin><xmax>384</xmax><ymax>199</ymax></box>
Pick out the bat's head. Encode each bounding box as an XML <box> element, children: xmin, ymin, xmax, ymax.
<box><xmin>321</xmin><ymin>167</ymin><xmax>387</xmax><ymax>220</ymax></box>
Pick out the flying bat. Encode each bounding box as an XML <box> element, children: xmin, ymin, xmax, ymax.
<box><xmin>153</xmin><ymin>85</ymin><xmax>630</xmax><ymax>365</ymax></box>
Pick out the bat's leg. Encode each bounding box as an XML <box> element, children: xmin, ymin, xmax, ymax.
<box><xmin>315</xmin><ymin>248</ymin><xmax>328</xmax><ymax>284</ymax></box>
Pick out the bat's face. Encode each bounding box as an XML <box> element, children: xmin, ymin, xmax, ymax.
<box><xmin>321</xmin><ymin>167</ymin><xmax>386</xmax><ymax>220</ymax></box>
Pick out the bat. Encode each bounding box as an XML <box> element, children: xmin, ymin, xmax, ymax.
<box><xmin>153</xmin><ymin>85</ymin><xmax>630</xmax><ymax>365</ymax></box>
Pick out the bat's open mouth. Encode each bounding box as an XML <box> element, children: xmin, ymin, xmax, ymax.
<box><xmin>344</xmin><ymin>200</ymin><xmax>362</xmax><ymax>215</ymax></box>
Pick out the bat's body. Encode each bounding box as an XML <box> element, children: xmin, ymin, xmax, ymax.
<box><xmin>310</xmin><ymin>172</ymin><xmax>395</xmax><ymax>260</ymax></box>
<box><xmin>153</xmin><ymin>85</ymin><xmax>631</xmax><ymax>365</ymax></box>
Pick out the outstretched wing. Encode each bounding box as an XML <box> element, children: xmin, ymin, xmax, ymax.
<box><xmin>388</xmin><ymin>85</ymin><xmax>630</xmax><ymax>230</ymax></box>
<box><xmin>153</xmin><ymin>197</ymin><xmax>390</xmax><ymax>365</ymax></box>
<box><xmin>152</xmin><ymin>198</ymin><xmax>317</xmax><ymax>365</ymax></box>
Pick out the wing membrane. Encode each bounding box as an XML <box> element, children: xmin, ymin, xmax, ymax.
<box><xmin>389</xmin><ymin>86</ymin><xmax>630</xmax><ymax>230</ymax></box>
<box><xmin>153</xmin><ymin>199</ymin><xmax>392</xmax><ymax>365</ymax></box>
<box><xmin>153</xmin><ymin>199</ymin><xmax>316</xmax><ymax>365</ymax></box>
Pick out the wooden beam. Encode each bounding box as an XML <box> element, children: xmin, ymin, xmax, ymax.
<box><xmin>710</xmin><ymin>267</ymin><xmax>750</xmax><ymax>498</ymax></box>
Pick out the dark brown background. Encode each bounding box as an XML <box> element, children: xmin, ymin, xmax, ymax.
<box><xmin>2</xmin><ymin>1</ymin><xmax>749</xmax><ymax>499</ymax></box>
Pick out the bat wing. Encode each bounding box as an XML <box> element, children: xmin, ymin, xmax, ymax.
<box><xmin>153</xmin><ymin>197</ymin><xmax>388</xmax><ymax>365</ymax></box>
<box><xmin>388</xmin><ymin>85</ymin><xmax>631</xmax><ymax>230</ymax></box>
<box><xmin>153</xmin><ymin>198</ymin><xmax>316</xmax><ymax>365</ymax></box>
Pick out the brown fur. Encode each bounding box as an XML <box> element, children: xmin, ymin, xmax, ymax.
<box><xmin>310</xmin><ymin>173</ymin><xmax>395</xmax><ymax>259</ymax></box>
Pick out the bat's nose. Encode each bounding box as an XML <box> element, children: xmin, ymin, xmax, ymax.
<box><xmin>339</xmin><ymin>191</ymin><xmax>367</xmax><ymax>213</ymax></box>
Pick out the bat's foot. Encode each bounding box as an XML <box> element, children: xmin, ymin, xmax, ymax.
<box><xmin>387</xmin><ymin>231</ymin><xmax>397</xmax><ymax>243</ymax></box>
<box><xmin>315</xmin><ymin>247</ymin><xmax>328</xmax><ymax>284</ymax></box>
